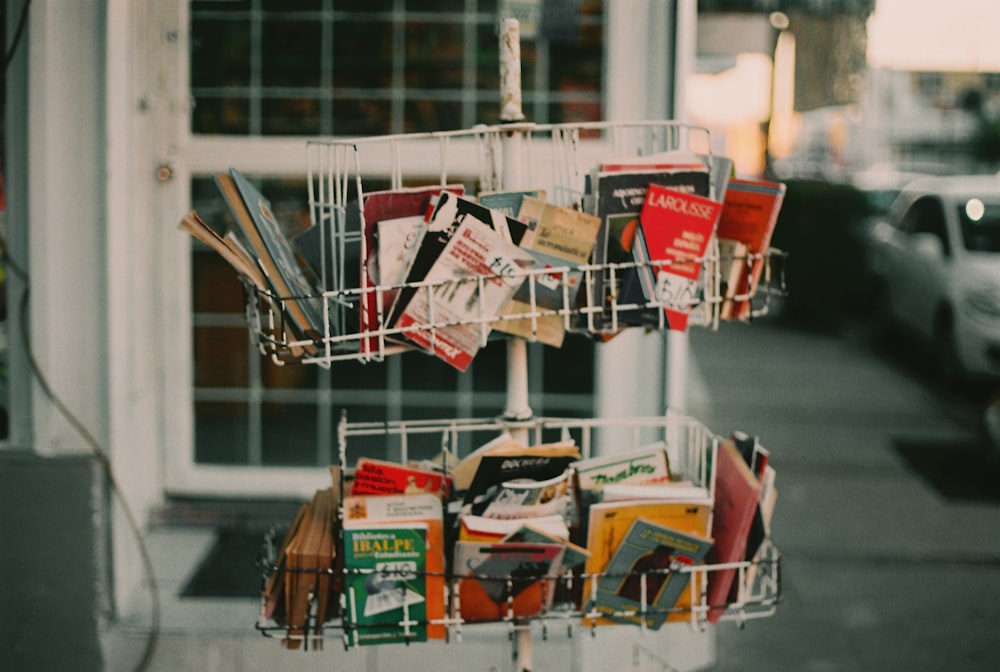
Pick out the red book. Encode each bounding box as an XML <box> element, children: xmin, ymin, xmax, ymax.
<box><xmin>637</xmin><ymin>183</ymin><xmax>723</xmax><ymax>331</ymax></box>
<box><xmin>705</xmin><ymin>439</ymin><xmax>762</xmax><ymax>623</ymax></box>
<box><xmin>350</xmin><ymin>457</ymin><xmax>452</xmax><ymax>498</ymax></box>
<box><xmin>715</xmin><ymin>178</ymin><xmax>786</xmax><ymax>321</ymax></box>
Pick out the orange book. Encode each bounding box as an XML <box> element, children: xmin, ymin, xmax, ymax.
<box><xmin>452</xmin><ymin>541</ymin><xmax>565</xmax><ymax>622</ymax></box>
<box><xmin>582</xmin><ymin>498</ymin><xmax>712</xmax><ymax>626</ymax></box>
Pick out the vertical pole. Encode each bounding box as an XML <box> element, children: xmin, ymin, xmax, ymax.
<box><xmin>499</xmin><ymin>19</ymin><xmax>533</xmax><ymax>672</ymax></box>
<box><xmin>498</xmin><ymin>17</ymin><xmax>532</xmax><ymax>432</ymax></box>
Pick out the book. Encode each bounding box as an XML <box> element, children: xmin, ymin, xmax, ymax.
<box><xmin>630</xmin><ymin>183</ymin><xmax>724</xmax><ymax>331</ymax></box>
<box><xmin>350</xmin><ymin>457</ymin><xmax>452</xmax><ymax>498</ymax></box>
<box><xmin>715</xmin><ymin>237</ymin><xmax>750</xmax><ymax>321</ymax></box>
<box><xmin>215</xmin><ymin>169</ymin><xmax>328</xmax><ymax>348</ymax></box>
<box><xmin>343</xmin><ymin>525</ymin><xmax>429</xmax><ymax>646</ymax></box>
<box><xmin>452</xmin><ymin>540</ymin><xmax>565</xmax><ymax>621</ymax></box>
<box><xmin>390</xmin><ymin>195</ymin><xmax>535</xmax><ymax>371</ymax></box>
<box><xmin>503</xmin><ymin>524</ymin><xmax>590</xmax><ymax>571</ymax></box>
<box><xmin>572</xmin><ymin>443</ymin><xmax>673</xmax><ymax>493</ymax></box>
<box><xmin>479</xmin><ymin>470</ymin><xmax>573</xmax><ymax>521</ymax></box>
<box><xmin>342</xmin><ymin>493</ymin><xmax>447</xmax><ymax>639</ymax></box>
<box><xmin>581</xmin><ymin>497</ymin><xmax>712</xmax><ymax>626</ymax></box>
<box><xmin>282</xmin><ymin>486</ymin><xmax>339</xmax><ymax>648</ymax></box>
<box><xmin>458</xmin><ymin>513</ymin><xmax>571</xmax><ymax>543</ymax></box>
<box><xmin>262</xmin><ymin>501</ymin><xmax>309</xmax><ymax>622</ymax></box>
<box><xmin>586</xmin><ymin>160</ymin><xmax>711</xmax><ymax>330</ymax></box>
<box><xmin>462</xmin><ymin>441</ymin><xmax>580</xmax><ymax>517</ymax></box>
<box><xmin>493</xmin><ymin>197</ymin><xmax>601</xmax><ymax>347</ymax></box>
<box><xmin>714</xmin><ymin>177</ymin><xmax>786</xmax><ymax>321</ymax></box>
<box><xmin>477</xmin><ymin>189</ymin><xmax>546</xmax><ymax>223</ymax></box>
<box><xmin>591</xmin><ymin>518</ymin><xmax>713</xmax><ymax>629</ymax></box>
<box><xmin>387</xmin><ymin>191</ymin><xmax>530</xmax><ymax>326</ymax></box>
<box><xmin>178</xmin><ymin>210</ymin><xmax>308</xmax><ymax>361</ymax></box>
<box><xmin>448</xmin><ymin>432</ymin><xmax>525</xmax><ymax>495</ymax></box>
<box><xmin>359</xmin><ymin>185</ymin><xmax>465</xmax><ymax>355</ymax></box>
<box><xmin>599</xmin><ymin>482</ymin><xmax>712</xmax><ymax>505</ymax></box>
<box><xmin>704</xmin><ymin>439</ymin><xmax>763</xmax><ymax>624</ymax></box>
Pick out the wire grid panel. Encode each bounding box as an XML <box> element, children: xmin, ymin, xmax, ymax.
<box><xmin>245</xmin><ymin>121</ymin><xmax>787</xmax><ymax>366</ymax></box>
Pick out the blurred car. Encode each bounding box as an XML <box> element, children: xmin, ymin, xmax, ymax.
<box><xmin>866</xmin><ymin>175</ymin><xmax>1000</xmax><ymax>383</ymax></box>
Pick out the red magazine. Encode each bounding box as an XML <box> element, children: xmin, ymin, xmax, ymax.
<box><xmin>350</xmin><ymin>457</ymin><xmax>452</xmax><ymax>498</ymax></box>
<box><xmin>637</xmin><ymin>183</ymin><xmax>723</xmax><ymax>331</ymax></box>
<box><xmin>715</xmin><ymin>178</ymin><xmax>786</xmax><ymax>321</ymax></box>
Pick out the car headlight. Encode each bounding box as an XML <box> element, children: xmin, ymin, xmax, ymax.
<box><xmin>964</xmin><ymin>286</ymin><xmax>1000</xmax><ymax>317</ymax></box>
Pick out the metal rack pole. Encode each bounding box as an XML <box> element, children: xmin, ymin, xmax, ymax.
<box><xmin>499</xmin><ymin>18</ymin><xmax>534</xmax><ymax>672</ymax></box>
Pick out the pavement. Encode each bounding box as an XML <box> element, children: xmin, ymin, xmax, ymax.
<box><xmin>684</xmin><ymin>310</ymin><xmax>1000</xmax><ymax>672</ymax></box>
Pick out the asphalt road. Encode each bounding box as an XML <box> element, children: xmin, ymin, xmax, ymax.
<box><xmin>686</xmin><ymin>311</ymin><xmax>1000</xmax><ymax>672</ymax></box>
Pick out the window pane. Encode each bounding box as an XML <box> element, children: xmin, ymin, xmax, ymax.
<box><xmin>332</xmin><ymin>98</ymin><xmax>393</xmax><ymax>136</ymax></box>
<box><xmin>261</xmin><ymin>20</ymin><xmax>322</xmax><ymax>87</ymax></box>
<box><xmin>404</xmin><ymin>99</ymin><xmax>462</xmax><ymax>132</ymax></box>
<box><xmin>405</xmin><ymin>0</ymin><xmax>466</xmax><ymax>12</ymax></box>
<box><xmin>262</xmin><ymin>403</ymin><xmax>319</xmax><ymax>465</ymax></box>
<box><xmin>262</xmin><ymin>97</ymin><xmax>321</xmax><ymax>135</ymax></box>
<box><xmin>195</xmin><ymin>402</ymin><xmax>249</xmax><ymax>464</ymax></box>
<box><xmin>192</xmin><ymin>251</ymin><xmax>245</xmax><ymax>314</ymax></box>
<box><xmin>193</xmin><ymin>96</ymin><xmax>250</xmax><ymax>135</ymax></box>
<box><xmin>333</xmin><ymin>20</ymin><xmax>394</xmax><ymax>89</ymax></box>
<box><xmin>334</xmin><ymin>0</ymin><xmax>394</xmax><ymax>11</ymax></box>
<box><xmin>405</xmin><ymin>22</ymin><xmax>464</xmax><ymax>90</ymax></box>
<box><xmin>261</xmin><ymin>0</ymin><xmax>322</xmax><ymax>10</ymax></box>
<box><xmin>194</xmin><ymin>327</ymin><xmax>249</xmax><ymax>388</ymax></box>
<box><xmin>191</xmin><ymin>18</ymin><xmax>251</xmax><ymax>88</ymax></box>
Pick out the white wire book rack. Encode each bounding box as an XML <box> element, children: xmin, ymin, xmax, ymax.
<box><xmin>255</xmin><ymin>411</ymin><xmax>782</xmax><ymax>651</ymax></box>
<box><xmin>242</xmin><ymin>119</ymin><xmax>787</xmax><ymax>368</ymax></box>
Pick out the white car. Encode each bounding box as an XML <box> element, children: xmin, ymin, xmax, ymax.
<box><xmin>867</xmin><ymin>175</ymin><xmax>1000</xmax><ymax>383</ymax></box>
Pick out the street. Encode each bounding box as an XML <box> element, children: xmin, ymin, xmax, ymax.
<box><xmin>686</xmin><ymin>311</ymin><xmax>1000</xmax><ymax>671</ymax></box>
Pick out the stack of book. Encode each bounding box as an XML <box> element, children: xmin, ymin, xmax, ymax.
<box><xmin>180</xmin><ymin>163</ymin><xmax>785</xmax><ymax>368</ymax></box>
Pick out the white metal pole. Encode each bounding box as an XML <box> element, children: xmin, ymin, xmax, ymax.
<box><xmin>499</xmin><ymin>19</ymin><xmax>533</xmax><ymax>672</ymax></box>
<box><xmin>498</xmin><ymin>17</ymin><xmax>532</xmax><ymax>434</ymax></box>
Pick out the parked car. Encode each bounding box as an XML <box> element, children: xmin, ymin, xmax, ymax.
<box><xmin>866</xmin><ymin>175</ymin><xmax>1000</xmax><ymax>383</ymax></box>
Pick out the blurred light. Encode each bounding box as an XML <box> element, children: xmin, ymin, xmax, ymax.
<box><xmin>966</xmin><ymin>198</ymin><xmax>986</xmax><ymax>222</ymax></box>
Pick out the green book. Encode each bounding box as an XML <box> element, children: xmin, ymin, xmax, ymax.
<box><xmin>343</xmin><ymin>525</ymin><xmax>428</xmax><ymax>646</ymax></box>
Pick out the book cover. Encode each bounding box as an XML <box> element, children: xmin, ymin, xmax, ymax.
<box><xmin>458</xmin><ymin>513</ymin><xmax>571</xmax><ymax>543</ymax></box>
<box><xmin>479</xmin><ymin>470</ymin><xmax>573</xmax><ymax>521</ymax></box>
<box><xmin>493</xmin><ymin>197</ymin><xmax>601</xmax><ymax>347</ymax></box>
<box><xmin>588</xmin><ymin>164</ymin><xmax>711</xmax><ymax>330</ymax></box>
<box><xmin>715</xmin><ymin>237</ymin><xmax>750</xmax><ymax>321</ymax></box>
<box><xmin>359</xmin><ymin>185</ymin><xmax>465</xmax><ymax>355</ymax></box>
<box><xmin>503</xmin><ymin>524</ymin><xmax>590</xmax><ymax>571</ymax></box>
<box><xmin>704</xmin><ymin>439</ymin><xmax>763</xmax><ymax>624</ymax></box>
<box><xmin>343</xmin><ymin>525</ymin><xmax>429</xmax><ymax>646</ymax></box>
<box><xmin>350</xmin><ymin>457</ymin><xmax>452</xmax><ymax>498</ymax></box>
<box><xmin>214</xmin><ymin>171</ymin><xmax>326</xmax><ymax>354</ymax></box>
<box><xmin>391</xmin><ymin>195</ymin><xmax>535</xmax><ymax>371</ymax></box>
<box><xmin>715</xmin><ymin>177</ymin><xmax>786</xmax><ymax>321</ymax></box>
<box><xmin>581</xmin><ymin>498</ymin><xmax>712</xmax><ymax>626</ymax></box>
<box><xmin>342</xmin><ymin>493</ymin><xmax>446</xmax><ymax>639</ymax></box>
<box><xmin>591</xmin><ymin>518</ymin><xmax>713</xmax><ymax>629</ymax></box>
<box><xmin>633</xmin><ymin>183</ymin><xmax>723</xmax><ymax>331</ymax></box>
<box><xmin>572</xmin><ymin>443</ymin><xmax>672</xmax><ymax>492</ymax></box>
<box><xmin>477</xmin><ymin>189</ymin><xmax>546</xmax><ymax>223</ymax></box>
<box><xmin>452</xmin><ymin>541</ymin><xmax>565</xmax><ymax>621</ymax></box>
<box><xmin>463</xmin><ymin>445</ymin><xmax>580</xmax><ymax>517</ymax></box>
<box><xmin>282</xmin><ymin>487</ymin><xmax>338</xmax><ymax>647</ymax></box>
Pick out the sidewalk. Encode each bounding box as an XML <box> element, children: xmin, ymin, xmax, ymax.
<box><xmin>686</xmin><ymin>314</ymin><xmax>1000</xmax><ymax>672</ymax></box>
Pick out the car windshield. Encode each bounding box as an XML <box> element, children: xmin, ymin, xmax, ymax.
<box><xmin>957</xmin><ymin>197</ymin><xmax>1000</xmax><ymax>252</ymax></box>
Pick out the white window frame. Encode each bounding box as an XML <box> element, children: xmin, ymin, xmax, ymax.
<box><xmin>162</xmin><ymin>0</ymin><xmax>690</xmax><ymax>498</ymax></box>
